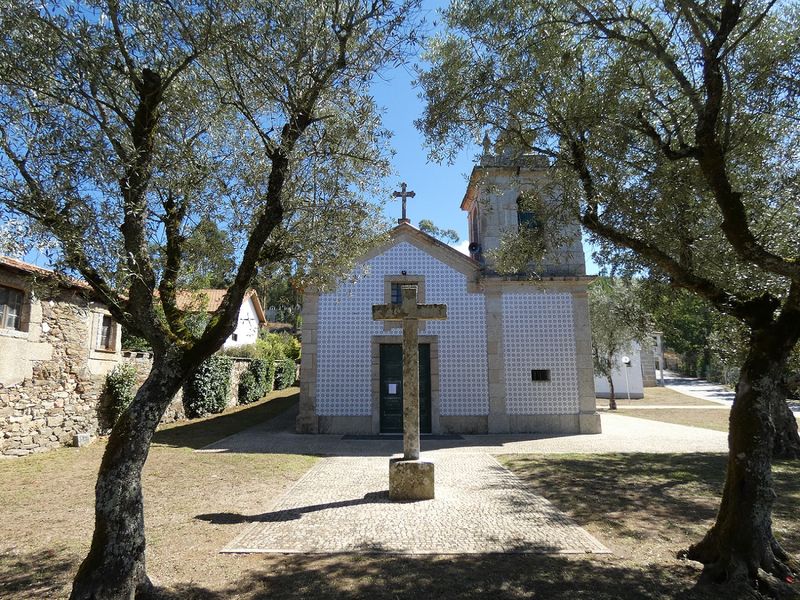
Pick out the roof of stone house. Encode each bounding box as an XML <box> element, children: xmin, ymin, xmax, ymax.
<box><xmin>0</xmin><ymin>255</ymin><xmax>91</xmax><ymax>290</ymax></box>
<box><xmin>174</xmin><ymin>288</ymin><xmax>267</xmax><ymax>325</ymax></box>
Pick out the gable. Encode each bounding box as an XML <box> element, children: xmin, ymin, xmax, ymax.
<box><xmin>358</xmin><ymin>224</ymin><xmax>480</xmax><ymax>278</ymax></box>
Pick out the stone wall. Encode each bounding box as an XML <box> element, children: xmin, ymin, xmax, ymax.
<box><xmin>1</xmin><ymin>343</ymin><xmax>252</xmax><ymax>458</ymax></box>
<box><xmin>1</xmin><ymin>262</ymin><xmax>257</xmax><ymax>457</ymax></box>
<box><xmin>1</xmin><ymin>287</ymin><xmax>111</xmax><ymax>457</ymax></box>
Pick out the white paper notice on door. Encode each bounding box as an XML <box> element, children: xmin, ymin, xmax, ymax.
<box><xmin>388</xmin><ymin>383</ymin><xmax>398</xmax><ymax>394</ymax></box>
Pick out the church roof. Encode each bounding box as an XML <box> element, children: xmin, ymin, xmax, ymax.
<box><xmin>361</xmin><ymin>222</ymin><xmax>481</xmax><ymax>277</ymax></box>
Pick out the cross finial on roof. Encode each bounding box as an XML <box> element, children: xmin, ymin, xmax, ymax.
<box><xmin>392</xmin><ymin>182</ymin><xmax>416</xmax><ymax>225</ymax></box>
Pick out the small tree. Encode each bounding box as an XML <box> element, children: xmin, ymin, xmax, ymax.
<box><xmin>589</xmin><ymin>278</ymin><xmax>652</xmax><ymax>410</ymax></box>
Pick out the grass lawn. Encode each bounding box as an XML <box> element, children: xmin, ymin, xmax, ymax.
<box><xmin>596</xmin><ymin>386</ymin><xmax>722</xmax><ymax>408</ymax></box>
<box><xmin>598</xmin><ymin>386</ymin><xmax>800</xmax><ymax>432</ymax></box>
<box><xmin>2</xmin><ymin>385</ymin><xmax>799</xmax><ymax>599</ymax></box>
<box><xmin>0</xmin><ymin>387</ymin><xmax>316</xmax><ymax>599</ymax></box>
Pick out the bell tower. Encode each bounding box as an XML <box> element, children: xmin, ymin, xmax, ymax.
<box><xmin>461</xmin><ymin>141</ymin><xmax>586</xmax><ymax>277</ymax></box>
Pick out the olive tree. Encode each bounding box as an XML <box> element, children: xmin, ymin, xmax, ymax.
<box><xmin>0</xmin><ymin>1</ymin><xmax>418</xmax><ymax>597</ymax></box>
<box><xmin>589</xmin><ymin>278</ymin><xmax>652</xmax><ymax>410</ymax></box>
<box><xmin>419</xmin><ymin>0</ymin><xmax>799</xmax><ymax>593</ymax></box>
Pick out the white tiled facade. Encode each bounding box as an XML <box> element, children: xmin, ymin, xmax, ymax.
<box><xmin>502</xmin><ymin>293</ymin><xmax>580</xmax><ymax>415</ymax></box>
<box><xmin>316</xmin><ymin>241</ymin><xmax>488</xmax><ymax>416</ymax></box>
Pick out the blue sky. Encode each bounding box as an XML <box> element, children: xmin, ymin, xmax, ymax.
<box><xmin>370</xmin><ymin>1</ymin><xmax>601</xmax><ymax>274</ymax></box>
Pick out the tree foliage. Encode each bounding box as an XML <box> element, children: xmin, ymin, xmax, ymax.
<box><xmin>419</xmin><ymin>0</ymin><xmax>800</xmax><ymax>591</ymax></box>
<box><xmin>418</xmin><ymin>218</ymin><xmax>459</xmax><ymax>243</ymax></box>
<box><xmin>0</xmin><ymin>1</ymin><xmax>420</xmax><ymax>597</ymax></box>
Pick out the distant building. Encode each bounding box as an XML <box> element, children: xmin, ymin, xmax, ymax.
<box><xmin>593</xmin><ymin>338</ymin><xmax>661</xmax><ymax>399</ymax></box>
<box><xmin>174</xmin><ymin>288</ymin><xmax>266</xmax><ymax>348</ymax></box>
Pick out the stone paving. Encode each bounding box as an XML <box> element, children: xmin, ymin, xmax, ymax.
<box><xmin>210</xmin><ymin>405</ymin><xmax>726</xmax><ymax>556</ymax></box>
<box><xmin>201</xmin><ymin>406</ymin><xmax>729</xmax><ymax>458</ymax></box>
<box><xmin>223</xmin><ymin>452</ymin><xmax>609</xmax><ymax>555</ymax></box>
<box><xmin>663</xmin><ymin>371</ymin><xmax>800</xmax><ymax>415</ymax></box>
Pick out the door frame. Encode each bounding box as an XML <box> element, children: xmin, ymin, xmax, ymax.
<box><xmin>371</xmin><ymin>334</ymin><xmax>439</xmax><ymax>434</ymax></box>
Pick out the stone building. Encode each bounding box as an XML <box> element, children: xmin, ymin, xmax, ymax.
<box><xmin>297</xmin><ymin>150</ymin><xmax>601</xmax><ymax>435</ymax></box>
<box><xmin>0</xmin><ymin>256</ymin><xmax>122</xmax><ymax>456</ymax></box>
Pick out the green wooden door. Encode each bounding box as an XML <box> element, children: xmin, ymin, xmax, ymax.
<box><xmin>379</xmin><ymin>343</ymin><xmax>432</xmax><ymax>434</ymax></box>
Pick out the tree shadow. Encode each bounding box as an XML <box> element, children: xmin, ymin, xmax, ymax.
<box><xmin>0</xmin><ymin>547</ymin><xmax>77</xmax><ymax>598</ymax></box>
<box><xmin>146</xmin><ymin>552</ymin><xmax>735</xmax><ymax>600</ymax></box>
<box><xmin>152</xmin><ymin>391</ymin><xmax>298</xmax><ymax>449</ymax></box>
<box><xmin>500</xmin><ymin>454</ymin><xmax>799</xmax><ymax>549</ymax></box>
<box><xmin>196</xmin><ymin>491</ymin><xmax>390</xmax><ymax>524</ymax></box>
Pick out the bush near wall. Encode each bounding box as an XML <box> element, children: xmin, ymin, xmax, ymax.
<box><xmin>275</xmin><ymin>357</ymin><xmax>297</xmax><ymax>390</ymax></box>
<box><xmin>238</xmin><ymin>358</ymin><xmax>276</xmax><ymax>404</ymax></box>
<box><xmin>183</xmin><ymin>356</ymin><xmax>233</xmax><ymax>418</ymax></box>
<box><xmin>100</xmin><ymin>363</ymin><xmax>138</xmax><ymax>430</ymax></box>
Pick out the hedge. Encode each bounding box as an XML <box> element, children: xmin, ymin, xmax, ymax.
<box><xmin>275</xmin><ymin>357</ymin><xmax>297</xmax><ymax>390</ymax></box>
<box><xmin>183</xmin><ymin>355</ymin><xmax>233</xmax><ymax>418</ymax></box>
<box><xmin>101</xmin><ymin>363</ymin><xmax>138</xmax><ymax>428</ymax></box>
<box><xmin>238</xmin><ymin>358</ymin><xmax>276</xmax><ymax>405</ymax></box>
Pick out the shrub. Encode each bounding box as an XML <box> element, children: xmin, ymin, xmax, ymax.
<box><xmin>252</xmin><ymin>358</ymin><xmax>276</xmax><ymax>395</ymax></box>
<box><xmin>238</xmin><ymin>358</ymin><xmax>276</xmax><ymax>404</ymax></box>
<box><xmin>237</xmin><ymin>370</ymin><xmax>258</xmax><ymax>405</ymax></box>
<box><xmin>257</xmin><ymin>332</ymin><xmax>301</xmax><ymax>362</ymax></box>
<box><xmin>183</xmin><ymin>355</ymin><xmax>233</xmax><ymax>418</ymax></box>
<box><xmin>220</xmin><ymin>343</ymin><xmax>260</xmax><ymax>359</ymax></box>
<box><xmin>283</xmin><ymin>336</ymin><xmax>301</xmax><ymax>362</ymax></box>
<box><xmin>101</xmin><ymin>363</ymin><xmax>138</xmax><ymax>428</ymax></box>
<box><xmin>275</xmin><ymin>356</ymin><xmax>297</xmax><ymax>390</ymax></box>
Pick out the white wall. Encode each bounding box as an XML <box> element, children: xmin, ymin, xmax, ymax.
<box><xmin>222</xmin><ymin>296</ymin><xmax>261</xmax><ymax>348</ymax></box>
<box><xmin>593</xmin><ymin>342</ymin><xmax>645</xmax><ymax>399</ymax></box>
<box><xmin>315</xmin><ymin>240</ymin><xmax>488</xmax><ymax>417</ymax></box>
<box><xmin>502</xmin><ymin>293</ymin><xmax>580</xmax><ymax>414</ymax></box>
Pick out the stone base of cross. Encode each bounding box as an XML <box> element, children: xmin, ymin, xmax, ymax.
<box><xmin>373</xmin><ymin>285</ymin><xmax>447</xmax><ymax>501</ymax></box>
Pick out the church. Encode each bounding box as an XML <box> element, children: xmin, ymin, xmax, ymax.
<box><xmin>296</xmin><ymin>148</ymin><xmax>601</xmax><ymax>435</ymax></box>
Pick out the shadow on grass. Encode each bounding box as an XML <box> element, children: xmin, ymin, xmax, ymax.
<box><xmin>148</xmin><ymin>553</ymin><xmax>740</xmax><ymax>600</ymax></box>
<box><xmin>500</xmin><ymin>454</ymin><xmax>800</xmax><ymax>549</ymax></box>
<box><xmin>0</xmin><ymin>548</ymin><xmax>77</xmax><ymax>598</ymax></box>
<box><xmin>152</xmin><ymin>390</ymin><xmax>298</xmax><ymax>450</ymax></box>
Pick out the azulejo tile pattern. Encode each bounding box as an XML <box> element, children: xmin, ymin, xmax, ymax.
<box><xmin>316</xmin><ymin>241</ymin><xmax>488</xmax><ymax>416</ymax></box>
<box><xmin>502</xmin><ymin>293</ymin><xmax>580</xmax><ymax>415</ymax></box>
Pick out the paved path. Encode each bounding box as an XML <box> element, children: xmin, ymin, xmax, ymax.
<box><xmin>209</xmin><ymin>406</ymin><xmax>726</xmax><ymax>556</ymax></box>
<box><xmin>663</xmin><ymin>372</ymin><xmax>735</xmax><ymax>406</ymax></box>
<box><xmin>223</xmin><ymin>453</ymin><xmax>609</xmax><ymax>555</ymax></box>
<box><xmin>200</xmin><ymin>407</ymin><xmax>728</xmax><ymax>457</ymax></box>
<box><xmin>663</xmin><ymin>371</ymin><xmax>800</xmax><ymax>415</ymax></box>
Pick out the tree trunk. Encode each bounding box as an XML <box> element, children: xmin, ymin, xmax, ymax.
<box><xmin>683</xmin><ymin>323</ymin><xmax>800</xmax><ymax>595</ymax></box>
<box><xmin>772</xmin><ymin>396</ymin><xmax>800</xmax><ymax>460</ymax></box>
<box><xmin>608</xmin><ymin>375</ymin><xmax>617</xmax><ymax>410</ymax></box>
<box><xmin>70</xmin><ymin>350</ymin><xmax>190</xmax><ymax>600</ymax></box>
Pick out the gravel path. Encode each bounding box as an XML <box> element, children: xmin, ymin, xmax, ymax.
<box><xmin>200</xmin><ymin>409</ymin><xmax>729</xmax><ymax>457</ymax></box>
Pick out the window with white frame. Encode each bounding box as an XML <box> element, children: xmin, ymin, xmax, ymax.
<box><xmin>0</xmin><ymin>285</ymin><xmax>24</xmax><ymax>330</ymax></box>
<box><xmin>96</xmin><ymin>314</ymin><xmax>115</xmax><ymax>350</ymax></box>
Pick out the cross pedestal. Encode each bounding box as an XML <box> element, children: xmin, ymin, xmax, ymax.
<box><xmin>373</xmin><ymin>285</ymin><xmax>447</xmax><ymax>500</ymax></box>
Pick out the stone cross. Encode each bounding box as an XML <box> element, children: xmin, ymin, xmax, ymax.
<box><xmin>392</xmin><ymin>182</ymin><xmax>416</xmax><ymax>225</ymax></box>
<box><xmin>372</xmin><ymin>285</ymin><xmax>446</xmax><ymax>460</ymax></box>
